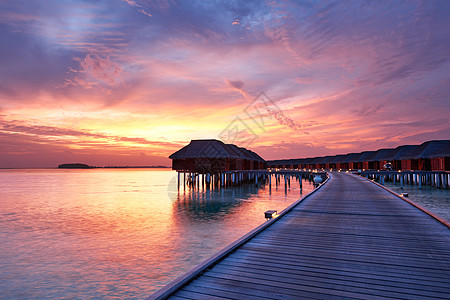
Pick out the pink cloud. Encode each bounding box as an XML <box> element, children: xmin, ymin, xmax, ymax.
<box><xmin>66</xmin><ymin>54</ymin><xmax>127</xmax><ymax>88</ymax></box>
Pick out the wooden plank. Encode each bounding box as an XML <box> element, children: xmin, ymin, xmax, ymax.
<box><xmin>182</xmin><ymin>280</ymin><xmax>273</xmax><ymax>300</ymax></box>
<box><xmin>208</xmin><ymin>262</ymin><xmax>450</xmax><ymax>297</ymax></box>
<box><xmin>222</xmin><ymin>254</ymin><xmax>450</xmax><ymax>288</ymax></box>
<box><xmin>201</xmin><ymin>266</ymin><xmax>447</xmax><ymax>299</ymax></box>
<box><xmin>238</xmin><ymin>244</ymin><xmax>450</xmax><ymax>272</ymax></box>
<box><xmin>174</xmin><ymin>289</ymin><xmax>230</xmax><ymax>300</ymax></box>
<box><xmin>219</xmin><ymin>258</ymin><xmax>450</xmax><ymax>290</ymax></box>
<box><xmin>198</xmin><ymin>272</ymin><xmax>400</xmax><ymax>299</ymax></box>
<box><xmin>182</xmin><ymin>275</ymin><xmax>358</xmax><ymax>300</ymax></box>
<box><xmin>231</xmin><ymin>248</ymin><xmax>450</xmax><ymax>284</ymax></box>
<box><xmin>180</xmin><ymin>284</ymin><xmax>271</xmax><ymax>300</ymax></box>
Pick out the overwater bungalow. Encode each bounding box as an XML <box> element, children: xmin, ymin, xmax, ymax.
<box><xmin>169</xmin><ymin>139</ymin><xmax>266</xmax><ymax>173</ymax></box>
<box><xmin>266</xmin><ymin>140</ymin><xmax>450</xmax><ymax>171</ymax></box>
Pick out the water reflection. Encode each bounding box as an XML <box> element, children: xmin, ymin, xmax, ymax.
<box><xmin>0</xmin><ymin>169</ymin><xmax>314</xmax><ymax>299</ymax></box>
<box><xmin>173</xmin><ymin>184</ymin><xmax>265</xmax><ymax>219</ymax></box>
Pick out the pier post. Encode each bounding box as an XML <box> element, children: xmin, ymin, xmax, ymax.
<box><xmin>197</xmin><ymin>173</ymin><xmax>200</xmax><ymax>189</ymax></box>
<box><xmin>417</xmin><ymin>174</ymin><xmax>422</xmax><ymax>189</ymax></box>
<box><xmin>284</xmin><ymin>175</ymin><xmax>287</xmax><ymax>193</ymax></box>
<box><xmin>444</xmin><ymin>174</ymin><xmax>448</xmax><ymax>189</ymax></box>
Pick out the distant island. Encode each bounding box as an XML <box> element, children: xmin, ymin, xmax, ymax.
<box><xmin>58</xmin><ymin>163</ymin><xmax>94</xmax><ymax>169</ymax></box>
<box><xmin>103</xmin><ymin>165</ymin><xmax>169</xmax><ymax>168</ymax></box>
<box><xmin>58</xmin><ymin>163</ymin><xmax>169</xmax><ymax>169</ymax></box>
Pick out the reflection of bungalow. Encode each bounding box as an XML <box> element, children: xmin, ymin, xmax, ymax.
<box><xmin>169</xmin><ymin>139</ymin><xmax>265</xmax><ymax>173</ymax></box>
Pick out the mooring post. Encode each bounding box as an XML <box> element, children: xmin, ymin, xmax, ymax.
<box><xmin>284</xmin><ymin>177</ymin><xmax>287</xmax><ymax>194</ymax></box>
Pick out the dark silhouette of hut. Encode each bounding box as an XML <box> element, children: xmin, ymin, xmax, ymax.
<box><xmin>398</xmin><ymin>140</ymin><xmax>450</xmax><ymax>171</ymax></box>
<box><xmin>169</xmin><ymin>139</ymin><xmax>266</xmax><ymax>173</ymax></box>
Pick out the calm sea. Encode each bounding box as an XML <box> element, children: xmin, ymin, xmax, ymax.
<box><xmin>0</xmin><ymin>169</ymin><xmax>313</xmax><ymax>299</ymax></box>
<box><xmin>382</xmin><ymin>181</ymin><xmax>450</xmax><ymax>223</ymax></box>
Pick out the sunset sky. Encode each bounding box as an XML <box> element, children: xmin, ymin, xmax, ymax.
<box><xmin>0</xmin><ymin>0</ymin><xmax>449</xmax><ymax>168</ymax></box>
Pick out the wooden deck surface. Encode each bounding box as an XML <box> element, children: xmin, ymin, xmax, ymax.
<box><xmin>155</xmin><ymin>172</ymin><xmax>450</xmax><ymax>299</ymax></box>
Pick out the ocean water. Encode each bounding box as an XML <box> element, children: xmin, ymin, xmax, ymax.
<box><xmin>0</xmin><ymin>169</ymin><xmax>313</xmax><ymax>299</ymax></box>
<box><xmin>382</xmin><ymin>181</ymin><xmax>450</xmax><ymax>223</ymax></box>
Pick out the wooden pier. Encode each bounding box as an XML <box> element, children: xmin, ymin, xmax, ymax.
<box><xmin>149</xmin><ymin>172</ymin><xmax>450</xmax><ymax>299</ymax></box>
<box><xmin>176</xmin><ymin>170</ymin><xmax>325</xmax><ymax>191</ymax></box>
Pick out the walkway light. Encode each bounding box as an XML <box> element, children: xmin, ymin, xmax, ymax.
<box><xmin>265</xmin><ymin>210</ymin><xmax>277</xmax><ymax>219</ymax></box>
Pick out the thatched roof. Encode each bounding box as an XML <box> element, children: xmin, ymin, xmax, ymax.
<box><xmin>354</xmin><ymin>151</ymin><xmax>377</xmax><ymax>163</ymax></box>
<box><xmin>169</xmin><ymin>139</ymin><xmax>265</xmax><ymax>162</ymax></box>
<box><xmin>342</xmin><ymin>153</ymin><xmax>364</xmax><ymax>163</ymax></box>
<box><xmin>401</xmin><ymin>140</ymin><xmax>450</xmax><ymax>159</ymax></box>
<box><xmin>329</xmin><ymin>154</ymin><xmax>348</xmax><ymax>164</ymax></box>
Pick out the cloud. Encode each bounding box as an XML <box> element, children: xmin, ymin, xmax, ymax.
<box><xmin>66</xmin><ymin>54</ymin><xmax>127</xmax><ymax>89</ymax></box>
<box><xmin>226</xmin><ymin>79</ymin><xmax>244</xmax><ymax>90</ymax></box>
<box><xmin>225</xmin><ymin>79</ymin><xmax>250</xmax><ymax>100</ymax></box>
<box><xmin>0</xmin><ymin>120</ymin><xmax>184</xmax><ymax>150</ymax></box>
<box><xmin>123</xmin><ymin>0</ymin><xmax>153</xmax><ymax>17</ymax></box>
